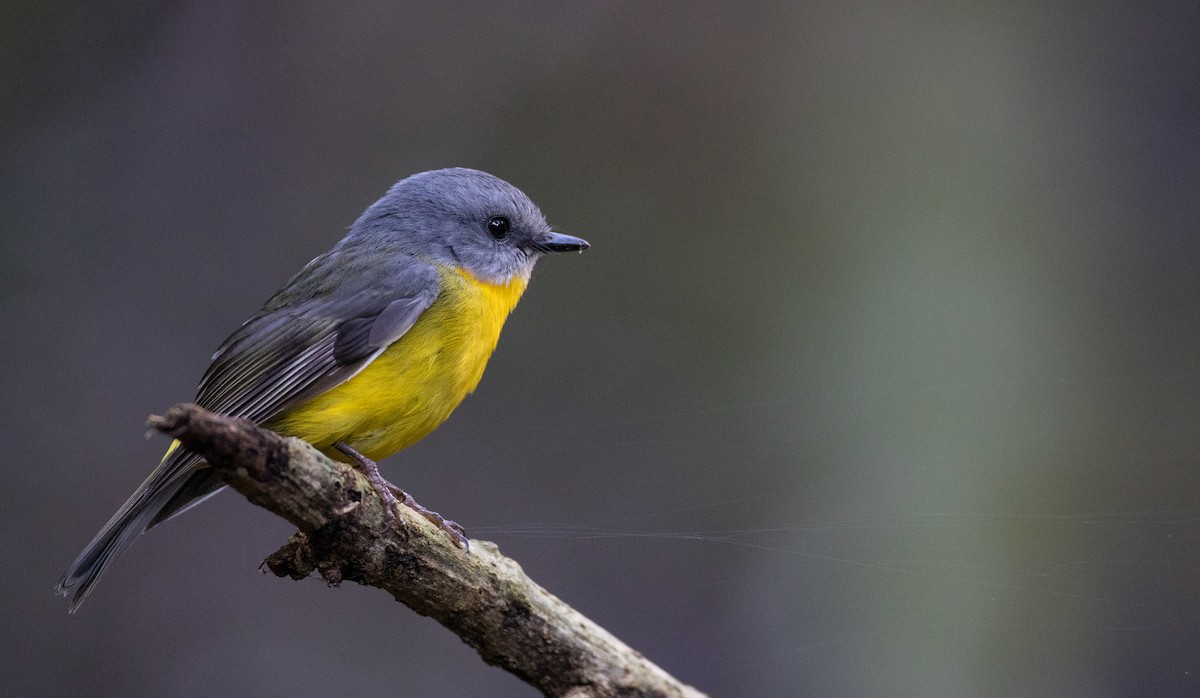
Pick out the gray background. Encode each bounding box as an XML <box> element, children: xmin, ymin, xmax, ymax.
<box><xmin>4</xmin><ymin>2</ymin><xmax>1200</xmax><ymax>696</ymax></box>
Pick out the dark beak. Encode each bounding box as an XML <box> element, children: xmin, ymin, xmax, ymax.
<box><xmin>535</xmin><ymin>231</ymin><xmax>590</xmax><ymax>253</ymax></box>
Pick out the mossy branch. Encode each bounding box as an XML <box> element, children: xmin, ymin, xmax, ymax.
<box><xmin>147</xmin><ymin>403</ymin><xmax>705</xmax><ymax>698</ymax></box>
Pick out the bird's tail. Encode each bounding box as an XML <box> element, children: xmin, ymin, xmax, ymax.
<box><xmin>55</xmin><ymin>442</ymin><xmax>223</xmax><ymax>612</ymax></box>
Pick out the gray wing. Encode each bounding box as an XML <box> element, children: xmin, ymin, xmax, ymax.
<box><xmin>197</xmin><ymin>257</ymin><xmax>440</xmax><ymax>422</ymax></box>
<box><xmin>57</xmin><ymin>253</ymin><xmax>442</xmax><ymax>610</ymax></box>
<box><xmin>155</xmin><ymin>253</ymin><xmax>441</xmax><ymax>518</ymax></box>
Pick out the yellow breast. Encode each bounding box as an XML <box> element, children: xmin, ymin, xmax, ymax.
<box><xmin>269</xmin><ymin>265</ymin><xmax>528</xmax><ymax>461</ymax></box>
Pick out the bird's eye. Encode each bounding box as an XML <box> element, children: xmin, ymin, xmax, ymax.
<box><xmin>487</xmin><ymin>216</ymin><xmax>510</xmax><ymax>240</ymax></box>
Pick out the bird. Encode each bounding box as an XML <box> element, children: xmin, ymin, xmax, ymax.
<box><xmin>56</xmin><ymin>167</ymin><xmax>589</xmax><ymax>611</ymax></box>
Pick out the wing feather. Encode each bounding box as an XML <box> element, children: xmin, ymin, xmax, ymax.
<box><xmin>195</xmin><ymin>260</ymin><xmax>440</xmax><ymax>425</ymax></box>
<box><xmin>151</xmin><ymin>256</ymin><xmax>439</xmax><ymax>514</ymax></box>
<box><xmin>58</xmin><ymin>228</ymin><xmax>444</xmax><ymax>609</ymax></box>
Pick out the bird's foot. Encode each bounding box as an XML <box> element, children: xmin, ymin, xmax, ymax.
<box><xmin>334</xmin><ymin>442</ymin><xmax>469</xmax><ymax>550</ymax></box>
<box><xmin>382</xmin><ymin>482</ymin><xmax>469</xmax><ymax>551</ymax></box>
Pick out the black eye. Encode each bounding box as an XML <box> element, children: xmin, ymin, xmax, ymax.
<box><xmin>487</xmin><ymin>216</ymin><xmax>510</xmax><ymax>240</ymax></box>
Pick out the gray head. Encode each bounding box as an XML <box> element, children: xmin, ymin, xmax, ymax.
<box><xmin>343</xmin><ymin>168</ymin><xmax>588</xmax><ymax>284</ymax></box>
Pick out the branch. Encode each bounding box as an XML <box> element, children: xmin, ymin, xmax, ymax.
<box><xmin>148</xmin><ymin>403</ymin><xmax>706</xmax><ymax>698</ymax></box>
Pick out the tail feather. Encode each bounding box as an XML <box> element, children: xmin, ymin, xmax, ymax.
<box><xmin>55</xmin><ymin>444</ymin><xmax>219</xmax><ymax>612</ymax></box>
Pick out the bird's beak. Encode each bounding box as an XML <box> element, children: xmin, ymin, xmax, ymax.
<box><xmin>536</xmin><ymin>231</ymin><xmax>590</xmax><ymax>253</ymax></box>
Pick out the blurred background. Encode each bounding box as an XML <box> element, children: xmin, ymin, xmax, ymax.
<box><xmin>3</xmin><ymin>2</ymin><xmax>1199</xmax><ymax>695</ymax></box>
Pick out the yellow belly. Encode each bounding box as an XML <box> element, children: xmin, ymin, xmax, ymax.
<box><xmin>267</xmin><ymin>265</ymin><xmax>528</xmax><ymax>461</ymax></box>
